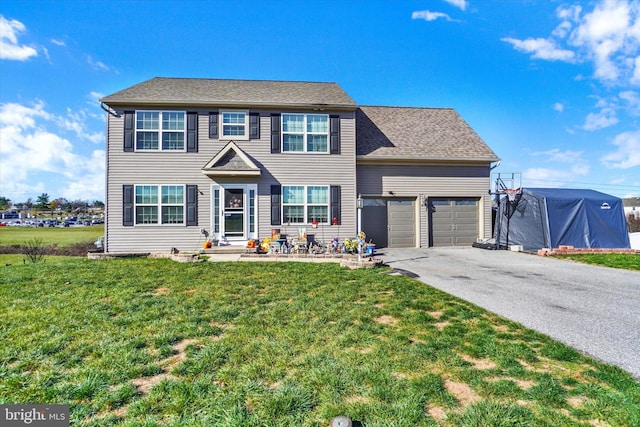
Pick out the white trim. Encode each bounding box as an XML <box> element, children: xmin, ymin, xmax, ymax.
<box><xmin>133</xmin><ymin>184</ymin><xmax>186</xmax><ymax>226</ymax></box>
<box><xmin>281</xmin><ymin>113</ymin><xmax>329</xmax><ymax>153</ymax></box>
<box><xmin>219</xmin><ymin>110</ymin><xmax>249</xmax><ymax>141</ymax></box>
<box><xmin>210</xmin><ymin>183</ymin><xmax>258</xmax><ymax>241</ymax></box>
<box><xmin>134</xmin><ymin>110</ymin><xmax>187</xmax><ymax>152</ymax></box>
<box><xmin>202</xmin><ymin>141</ymin><xmax>261</xmax><ymax>176</ymax></box>
<box><xmin>282</xmin><ymin>184</ymin><xmax>330</xmax><ymax>224</ymax></box>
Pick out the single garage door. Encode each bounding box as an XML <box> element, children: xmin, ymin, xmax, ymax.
<box><xmin>388</xmin><ymin>199</ymin><xmax>416</xmax><ymax>247</ymax></box>
<box><xmin>429</xmin><ymin>198</ymin><xmax>479</xmax><ymax>247</ymax></box>
<box><xmin>362</xmin><ymin>198</ymin><xmax>415</xmax><ymax>248</ymax></box>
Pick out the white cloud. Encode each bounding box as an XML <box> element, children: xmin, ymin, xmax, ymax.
<box><xmin>568</xmin><ymin>1</ymin><xmax>640</xmax><ymax>84</ymax></box>
<box><xmin>0</xmin><ymin>101</ymin><xmax>105</xmax><ymax>201</ymax></box>
<box><xmin>522</xmin><ymin>165</ymin><xmax>590</xmax><ymax>188</ymax></box>
<box><xmin>533</xmin><ymin>148</ymin><xmax>585</xmax><ymax>164</ymax></box>
<box><xmin>50</xmin><ymin>38</ymin><xmax>65</xmax><ymax>46</ymax></box>
<box><xmin>412</xmin><ymin>10</ymin><xmax>456</xmax><ymax>22</ymax></box>
<box><xmin>556</xmin><ymin>5</ymin><xmax>582</xmax><ymax>22</ymax></box>
<box><xmin>443</xmin><ymin>0</ymin><xmax>467</xmax><ymax>11</ymax></box>
<box><xmin>87</xmin><ymin>55</ymin><xmax>110</xmax><ymax>71</ymax></box>
<box><xmin>524</xmin><ymin>149</ymin><xmax>590</xmax><ymax>187</ymax></box>
<box><xmin>501</xmin><ymin>37</ymin><xmax>576</xmax><ymax>62</ymax></box>
<box><xmin>619</xmin><ymin>90</ymin><xmax>640</xmax><ymax>115</ymax></box>
<box><xmin>504</xmin><ymin>1</ymin><xmax>640</xmax><ymax>86</ymax></box>
<box><xmin>56</xmin><ymin>108</ymin><xmax>104</xmax><ymax>143</ymax></box>
<box><xmin>602</xmin><ymin>130</ymin><xmax>640</xmax><ymax>168</ymax></box>
<box><xmin>553</xmin><ymin>102</ymin><xmax>565</xmax><ymax>112</ymax></box>
<box><xmin>583</xmin><ymin>107</ymin><xmax>619</xmax><ymax>130</ymax></box>
<box><xmin>0</xmin><ymin>15</ymin><xmax>37</xmax><ymax>60</ymax></box>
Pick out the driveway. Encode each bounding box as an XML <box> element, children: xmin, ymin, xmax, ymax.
<box><xmin>381</xmin><ymin>247</ymin><xmax>640</xmax><ymax>380</ymax></box>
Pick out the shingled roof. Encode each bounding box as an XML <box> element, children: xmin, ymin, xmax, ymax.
<box><xmin>101</xmin><ymin>77</ymin><xmax>357</xmax><ymax>109</ymax></box>
<box><xmin>356</xmin><ymin>106</ymin><xmax>499</xmax><ymax>162</ymax></box>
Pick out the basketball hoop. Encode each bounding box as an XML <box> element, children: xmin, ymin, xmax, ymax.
<box><xmin>504</xmin><ymin>188</ymin><xmax>521</xmax><ymax>202</ymax></box>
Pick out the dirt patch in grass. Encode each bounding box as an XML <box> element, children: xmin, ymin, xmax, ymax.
<box><xmin>427</xmin><ymin>310</ymin><xmax>444</xmax><ymax>319</ymax></box>
<box><xmin>375</xmin><ymin>315</ymin><xmax>397</xmax><ymax>326</ymax></box>
<box><xmin>444</xmin><ymin>379</ymin><xmax>480</xmax><ymax>407</ymax></box>
<box><xmin>567</xmin><ymin>396</ymin><xmax>590</xmax><ymax>408</ymax></box>
<box><xmin>131</xmin><ymin>338</ymin><xmax>198</xmax><ymax>394</ymax></box>
<box><xmin>434</xmin><ymin>321</ymin><xmax>451</xmax><ymax>331</ymax></box>
<box><xmin>426</xmin><ymin>404</ymin><xmax>447</xmax><ymax>423</ymax></box>
<box><xmin>344</xmin><ymin>394</ymin><xmax>371</xmax><ymax>404</ymax></box>
<box><xmin>152</xmin><ymin>287</ymin><xmax>171</xmax><ymax>296</ymax></box>
<box><xmin>589</xmin><ymin>420</ymin><xmax>613</xmax><ymax>427</ymax></box>
<box><xmin>458</xmin><ymin>353</ymin><xmax>497</xmax><ymax>370</ymax></box>
<box><xmin>486</xmin><ymin>376</ymin><xmax>536</xmax><ymax>390</ymax></box>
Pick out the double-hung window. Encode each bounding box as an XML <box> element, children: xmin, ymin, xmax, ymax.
<box><xmin>282</xmin><ymin>185</ymin><xmax>329</xmax><ymax>224</ymax></box>
<box><xmin>136</xmin><ymin>111</ymin><xmax>185</xmax><ymax>151</ymax></box>
<box><xmin>220</xmin><ymin>111</ymin><xmax>249</xmax><ymax>140</ymax></box>
<box><xmin>282</xmin><ymin>114</ymin><xmax>328</xmax><ymax>152</ymax></box>
<box><xmin>135</xmin><ymin>185</ymin><xmax>184</xmax><ymax>224</ymax></box>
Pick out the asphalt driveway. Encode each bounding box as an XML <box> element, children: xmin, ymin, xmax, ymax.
<box><xmin>380</xmin><ymin>247</ymin><xmax>640</xmax><ymax>380</ymax></box>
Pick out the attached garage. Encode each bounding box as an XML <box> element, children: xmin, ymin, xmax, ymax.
<box><xmin>355</xmin><ymin>106</ymin><xmax>499</xmax><ymax>249</ymax></box>
<box><xmin>429</xmin><ymin>198</ymin><xmax>479</xmax><ymax>247</ymax></box>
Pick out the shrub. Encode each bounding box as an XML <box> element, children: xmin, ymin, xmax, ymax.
<box><xmin>22</xmin><ymin>237</ymin><xmax>46</xmax><ymax>263</ymax></box>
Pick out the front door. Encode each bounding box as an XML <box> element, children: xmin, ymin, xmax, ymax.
<box><xmin>212</xmin><ymin>184</ymin><xmax>257</xmax><ymax>242</ymax></box>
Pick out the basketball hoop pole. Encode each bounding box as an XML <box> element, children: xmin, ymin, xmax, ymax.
<box><xmin>490</xmin><ymin>172</ymin><xmax>522</xmax><ymax>250</ymax></box>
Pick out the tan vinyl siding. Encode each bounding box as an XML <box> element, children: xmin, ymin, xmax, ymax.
<box><xmin>106</xmin><ymin>108</ymin><xmax>356</xmax><ymax>253</ymax></box>
<box><xmin>356</xmin><ymin>163</ymin><xmax>492</xmax><ymax>247</ymax></box>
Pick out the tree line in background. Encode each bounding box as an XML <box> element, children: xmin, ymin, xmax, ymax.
<box><xmin>0</xmin><ymin>193</ymin><xmax>104</xmax><ymax>216</ymax></box>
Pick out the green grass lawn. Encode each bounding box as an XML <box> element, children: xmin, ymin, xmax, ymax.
<box><xmin>1</xmin><ymin>258</ymin><xmax>638</xmax><ymax>426</ymax></box>
<box><xmin>556</xmin><ymin>253</ymin><xmax>640</xmax><ymax>271</ymax></box>
<box><xmin>0</xmin><ymin>225</ymin><xmax>104</xmax><ymax>247</ymax></box>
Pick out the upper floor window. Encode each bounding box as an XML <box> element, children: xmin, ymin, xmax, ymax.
<box><xmin>136</xmin><ymin>111</ymin><xmax>185</xmax><ymax>151</ymax></box>
<box><xmin>282</xmin><ymin>113</ymin><xmax>328</xmax><ymax>153</ymax></box>
<box><xmin>220</xmin><ymin>111</ymin><xmax>249</xmax><ymax>140</ymax></box>
<box><xmin>134</xmin><ymin>185</ymin><xmax>184</xmax><ymax>224</ymax></box>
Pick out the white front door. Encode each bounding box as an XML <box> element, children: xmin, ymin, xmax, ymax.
<box><xmin>212</xmin><ymin>184</ymin><xmax>257</xmax><ymax>242</ymax></box>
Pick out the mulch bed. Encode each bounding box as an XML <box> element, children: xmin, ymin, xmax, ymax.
<box><xmin>0</xmin><ymin>242</ymin><xmax>98</xmax><ymax>257</ymax></box>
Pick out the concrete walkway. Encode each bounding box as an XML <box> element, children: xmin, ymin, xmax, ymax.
<box><xmin>380</xmin><ymin>247</ymin><xmax>640</xmax><ymax>380</ymax></box>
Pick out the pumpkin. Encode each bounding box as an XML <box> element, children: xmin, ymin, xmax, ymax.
<box><xmin>204</xmin><ymin>241</ymin><xmax>212</xmax><ymax>249</ymax></box>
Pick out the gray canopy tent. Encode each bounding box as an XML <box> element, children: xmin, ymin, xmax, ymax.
<box><xmin>494</xmin><ymin>188</ymin><xmax>630</xmax><ymax>252</ymax></box>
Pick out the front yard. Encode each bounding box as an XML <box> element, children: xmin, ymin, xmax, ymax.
<box><xmin>1</xmin><ymin>258</ymin><xmax>638</xmax><ymax>426</ymax></box>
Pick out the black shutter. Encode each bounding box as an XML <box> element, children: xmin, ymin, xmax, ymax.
<box><xmin>330</xmin><ymin>115</ymin><xmax>340</xmax><ymax>154</ymax></box>
<box><xmin>123</xmin><ymin>185</ymin><xmax>134</xmax><ymax>226</ymax></box>
<box><xmin>124</xmin><ymin>111</ymin><xmax>134</xmax><ymax>152</ymax></box>
<box><xmin>186</xmin><ymin>112</ymin><xmax>198</xmax><ymax>152</ymax></box>
<box><xmin>209</xmin><ymin>112</ymin><xmax>218</xmax><ymax>139</ymax></box>
<box><xmin>271</xmin><ymin>185</ymin><xmax>281</xmax><ymax>225</ymax></box>
<box><xmin>270</xmin><ymin>114</ymin><xmax>281</xmax><ymax>153</ymax></box>
<box><xmin>249</xmin><ymin>112</ymin><xmax>260</xmax><ymax>139</ymax></box>
<box><xmin>330</xmin><ymin>185</ymin><xmax>341</xmax><ymax>225</ymax></box>
<box><xmin>186</xmin><ymin>185</ymin><xmax>197</xmax><ymax>226</ymax></box>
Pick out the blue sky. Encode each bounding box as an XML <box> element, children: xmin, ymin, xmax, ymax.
<box><xmin>2</xmin><ymin>0</ymin><xmax>640</xmax><ymax>204</ymax></box>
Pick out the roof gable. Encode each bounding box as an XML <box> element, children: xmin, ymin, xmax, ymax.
<box><xmin>356</xmin><ymin>106</ymin><xmax>499</xmax><ymax>162</ymax></box>
<box><xmin>101</xmin><ymin>77</ymin><xmax>356</xmax><ymax>109</ymax></box>
<box><xmin>202</xmin><ymin>141</ymin><xmax>261</xmax><ymax>177</ymax></box>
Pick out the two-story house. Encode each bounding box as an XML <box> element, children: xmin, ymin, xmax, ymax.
<box><xmin>100</xmin><ymin>77</ymin><xmax>498</xmax><ymax>254</ymax></box>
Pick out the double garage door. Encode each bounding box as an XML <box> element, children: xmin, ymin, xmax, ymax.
<box><xmin>362</xmin><ymin>197</ymin><xmax>479</xmax><ymax>248</ymax></box>
<box><xmin>429</xmin><ymin>198</ymin><xmax>479</xmax><ymax>247</ymax></box>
